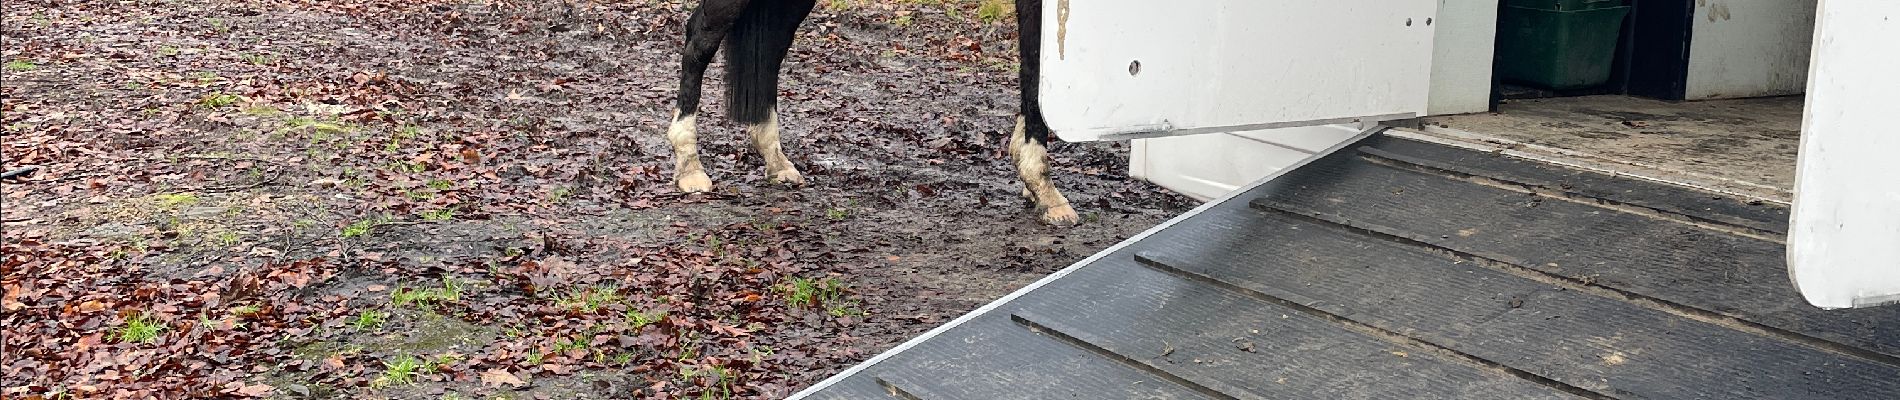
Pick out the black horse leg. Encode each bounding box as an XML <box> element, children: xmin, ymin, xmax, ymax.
<box><xmin>668</xmin><ymin>0</ymin><xmax>750</xmax><ymax>193</ymax></box>
<box><xmin>1011</xmin><ymin>0</ymin><xmax>1078</xmax><ymax>225</ymax></box>
<box><xmin>724</xmin><ymin>0</ymin><xmax>816</xmax><ymax>186</ymax></box>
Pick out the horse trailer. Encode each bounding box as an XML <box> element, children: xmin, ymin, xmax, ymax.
<box><xmin>792</xmin><ymin>1</ymin><xmax>1899</xmax><ymax>398</ymax></box>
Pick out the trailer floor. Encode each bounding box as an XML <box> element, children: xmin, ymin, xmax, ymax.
<box><xmin>792</xmin><ymin>133</ymin><xmax>1900</xmax><ymax>399</ymax></box>
<box><xmin>1420</xmin><ymin>95</ymin><xmax>1802</xmax><ymax>203</ymax></box>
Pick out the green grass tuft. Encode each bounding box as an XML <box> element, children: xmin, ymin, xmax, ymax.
<box><xmin>352</xmin><ymin>309</ymin><xmax>388</xmax><ymax>330</ymax></box>
<box><xmin>554</xmin><ymin>336</ymin><xmax>587</xmax><ymax>353</ymax></box>
<box><xmin>371</xmin><ymin>355</ymin><xmax>423</xmax><ymax>388</ymax></box>
<box><xmin>4</xmin><ymin>60</ymin><xmax>37</xmax><ymax>72</ymax></box>
<box><xmin>155</xmin><ymin>193</ymin><xmax>200</xmax><ymax>208</ymax></box>
<box><xmin>228</xmin><ymin>304</ymin><xmax>262</xmax><ymax>316</ymax></box>
<box><xmin>780</xmin><ymin>277</ymin><xmax>864</xmax><ymax>317</ymax></box>
<box><xmin>117</xmin><ymin>312</ymin><xmax>166</xmax><ymax>343</ymax></box>
<box><xmin>417</xmin><ymin>207</ymin><xmax>456</xmax><ymax>221</ymax></box>
<box><xmin>625</xmin><ymin>308</ymin><xmax>667</xmax><ymax>329</ymax></box>
<box><xmin>240</xmin><ymin>53</ymin><xmax>273</xmax><ymax>65</ymax></box>
<box><xmin>680</xmin><ymin>364</ymin><xmax>736</xmax><ymax>400</ymax></box>
<box><xmin>558</xmin><ymin>285</ymin><xmax>624</xmax><ymax>313</ymax></box>
<box><xmin>392</xmin><ymin>277</ymin><xmax>463</xmax><ymax>307</ymax></box>
<box><xmin>976</xmin><ymin>0</ymin><xmax>1012</xmax><ymax>24</ymax></box>
<box><xmin>210</xmin><ymin>230</ymin><xmax>241</xmax><ymax>247</ymax></box>
<box><xmin>200</xmin><ymin>92</ymin><xmax>241</xmax><ymax>109</ymax></box>
<box><xmin>341</xmin><ymin>219</ymin><xmax>377</xmax><ymax>238</ymax></box>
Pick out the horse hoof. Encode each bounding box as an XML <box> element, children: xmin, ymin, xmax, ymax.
<box><xmin>1041</xmin><ymin>205</ymin><xmax>1080</xmax><ymax>226</ymax></box>
<box><xmin>769</xmin><ymin>168</ymin><xmax>805</xmax><ymax>186</ymax></box>
<box><xmin>677</xmin><ymin>171</ymin><xmax>713</xmax><ymax>193</ymax></box>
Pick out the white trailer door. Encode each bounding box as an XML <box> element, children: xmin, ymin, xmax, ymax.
<box><xmin>1038</xmin><ymin>1</ymin><xmax>1439</xmax><ymax>142</ymax></box>
<box><xmin>1787</xmin><ymin>0</ymin><xmax>1900</xmax><ymax>310</ymax></box>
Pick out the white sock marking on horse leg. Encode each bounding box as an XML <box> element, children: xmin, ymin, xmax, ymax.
<box><xmin>1011</xmin><ymin>116</ymin><xmax>1079</xmax><ymax>225</ymax></box>
<box><xmin>667</xmin><ymin>108</ymin><xmax>712</xmax><ymax>192</ymax></box>
<box><xmin>748</xmin><ymin>108</ymin><xmax>804</xmax><ymax>186</ymax></box>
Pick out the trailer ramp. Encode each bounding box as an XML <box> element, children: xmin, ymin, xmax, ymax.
<box><xmin>791</xmin><ymin>133</ymin><xmax>1900</xmax><ymax>399</ymax></box>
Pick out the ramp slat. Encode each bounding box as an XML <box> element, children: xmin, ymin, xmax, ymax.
<box><xmin>792</xmin><ymin>134</ymin><xmax>1900</xmax><ymax>399</ymax></box>
<box><xmin>1253</xmin><ymin>144</ymin><xmax>1900</xmax><ymax>359</ymax></box>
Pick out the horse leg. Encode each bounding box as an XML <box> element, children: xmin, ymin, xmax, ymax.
<box><xmin>669</xmin><ymin>0</ymin><xmax>751</xmax><ymax>193</ymax></box>
<box><xmin>748</xmin><ymin>111</ymin><xmax>803</xmax><ymax>185</ymax></box>
<box><xmin>725</xmin><ymin>0</ymin><xmax>816</xmax><ymax>186</ymax></box>
<box><xmin>1011</xmin><ymin>117</ymin><xmax>1078</xmax><ymax>226</ymax></box>
<box><xmin>1013</xmin><ymin>0</ymin><xmax>1078</xmax><ymax>226</ymax></box>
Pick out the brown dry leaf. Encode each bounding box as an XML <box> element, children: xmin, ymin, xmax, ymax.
<box><xmin>3</xmin><ymin>284</ymin><xmax>25</xmax><ymax>311</ymax></box>
<box><xmin>235</xmin><ymin>383</ymin><xmax>274</xmax><ymax>397</ymax></box>
<box><xmin>74</xmin><ymin>333</ymin><xmax>102</xmax><ymax>352</ymax></box>
<box><xmin>709</xmin><ymin>321</ymin><xmax>749</xmax><ymax>337</ymax></box>
<box><xmin>279</xmin><ymin>271</ymin><xmax>310</xmax><ymax>288</ymax></box>
<box><xmin>481</xmin><ymin>368</ymin><xmax>527</xmax><ymax>388</ymax></box>
<box><xmin>77</xmin><ymin>299</ymin><xmax>106</xmax><ymax>313</ymax></box>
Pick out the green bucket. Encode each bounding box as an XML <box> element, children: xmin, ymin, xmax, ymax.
<box><xmin>1495</xmin><ymin>5</ymin><xmax>1631</xmax><ymax>90</ymax></box>
<box><xmin>1505</xmin><ymin>0</ymin><xmax>1624</xmax><ymax>11</ymax></box>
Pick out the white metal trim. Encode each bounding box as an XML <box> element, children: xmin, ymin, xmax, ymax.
<box><xmin>1223</xmin><ymin>131</ymin><xmax>1323</xmax><ymax>156</ymax></box>
<box><xmin>1094</xmin><ymin>112</ymin><xmax>1415</xmax><ymax>141</ymax></box>
<box><xmin>784</xmin><ymin>125</ymin><xmax>1389</xmax><ymax>399</ymax></box>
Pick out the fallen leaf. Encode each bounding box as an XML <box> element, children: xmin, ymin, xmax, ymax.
<box><xmin>75</xmin><ymin>333</ymin><xmax>102</xmax><ymax>351</ymax></box>
<box><xmin>3</xmin><ymin>284</ymin><xmax>25</xmax><ymax>311</ymax></box>
<box><xmin>482</xmin><ymin>368</ymin><xmax>527</xmax><ymax>388</ymax></box>
<box><xmin>709</xmin><ymin>321</ymin><xmax>749</xmax><ymax>337</ymax></box>
<box><xmin>281</xmin><ymin>272</ymin><xmax>310</xmax><ymax>288</ymax></box>
<box><xmin>77</xmin><ymin>299</ymin><xmax>106</xmax><ymax>313</ymax></box>
<box><xmin>236</xmin><ymin>383</ymin><xmax>274</xmax><ymax>397</ymax></box>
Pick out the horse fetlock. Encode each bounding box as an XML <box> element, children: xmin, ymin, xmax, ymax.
<box><xmin>746</xmin><ymin>111</ymin><xmax>803</xmax><ymax>187</ymax></box>
<box><xmin>1041</xmin><ymin>203</ymin><xmax>1080</xmax><ymax>226</ymax></box>
<box><xmin>1007</xmin><ymin>115</ymin><xmax>1028</xmax><ymax>162</ymax></box>
<box><xmin>676</xmin><ymin>169</ymin><xmax>713</xmax><ymax>193</ymax></box>
<box><xmin>768</xmin><ymin>167</ymin><xmax>805</xmax><ymax>186</ymax></box>
<box><xmin>667</xmin><ymin>110</ymin><xmax>711</xmax><ymax>193</ymax></box>
<box><xmin>1010</xmin><ymin>128</ymin><xmax>1077</xmax><ymax>226</ymax></box>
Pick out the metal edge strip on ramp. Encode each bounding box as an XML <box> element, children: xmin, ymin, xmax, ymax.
<box><xmin>784</xmin><ymin>125</ymin><xmax>1390</xmax><ymax>399</ymax></box>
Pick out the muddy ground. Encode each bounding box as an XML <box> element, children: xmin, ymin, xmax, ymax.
<box><xmin>1</xmin><ymin>0</ymin><xmax>1193</xmax><ymax>398</ymax></box>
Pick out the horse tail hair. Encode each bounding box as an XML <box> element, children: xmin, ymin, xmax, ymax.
<box><xmin>724</xmin><ymin>0</ymin><xmax>814</xmax><ymax>125</ymax></box>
